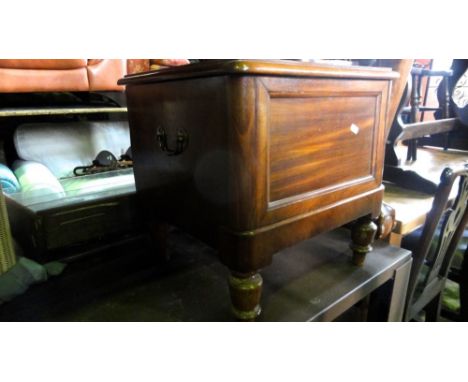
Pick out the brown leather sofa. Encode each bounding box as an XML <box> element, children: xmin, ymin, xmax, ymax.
<box><xmin>0</xmin><ymin>59</ymin><xmax>189</xmax><ymax>93</ymax></box>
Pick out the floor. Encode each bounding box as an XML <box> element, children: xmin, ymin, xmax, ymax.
<box><xmin>0</xmin><ymin>229</ymin><xmax>233</xmax><ymax>321</ymax></box>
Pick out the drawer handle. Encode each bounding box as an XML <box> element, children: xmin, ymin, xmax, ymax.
<box><xmin>156</xmin><ymin>126</ymin><xmax>189</xmax><ymax>156</ymax></box>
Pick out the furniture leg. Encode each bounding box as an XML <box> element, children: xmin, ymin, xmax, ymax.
<box><xmin>405</xmin><ymin>140</ymin><xmax>414</xmax><ymax>162</ymax></box>
<box><xmin>406</xmin><ymin>70</ymin><xmax>422</xmax><ymax>162</ymax></box>
<box><xmin>443</xmin><ymin>74</ymin><xmax>451</xmax><ymax>150</ymax></box>
<box><xmin>350</xmin><ymin>215</ymin><xmax>377</xmax><ymax>266</ymax></box>
<box><xmin>387</xmin><ymin>257</ymin><xmax>412</xmax><ymax>321</ymax></box>
<box><xmin>367</xmin><ymin>256</ymin><xmax>411</xmax><ymax>321</ymax></box>
<box><xmin>389</xmin><ymin>232</ymin><xmax>404</xmax><ymax>247</ymax></box>
<box><xmin>147</xmin><ymin>220</ymin><xmax>169</xmax><ymax>261</ymax></box>
<box><xmin>228</xmin><ymin>271</ymin><xmax>263</xmax><ymax>321</ymax></box>
<box><xmin>355</xmin><ymin>295</ymin><xmax>370</xmax><ymax>321</ymax></box>
<box><xmin>424</xmin><ymin>293</ymin><xmax>442</xmax><ymax>321</ymax></box>
<box><xmin>459</xmin><ymin>246</ymin><xmax>468</xmax><ymax>321</ymax></box>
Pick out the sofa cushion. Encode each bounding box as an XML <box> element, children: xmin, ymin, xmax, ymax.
<box><xmin>0</xmin><ymin>59</ymin><xmax>88</xmax><ymax>70</ymax></box>
<box><xmin>87</xmin><ymin>59</ymin><xmax>126</xmax><ymax>91</ymax></box>
<box><xmin>0</xmin><ymin>67</ymin><xmax>89</xmax><ymax>93</ymax></box>
<box><xmin>0</xmin><ymin>59</ymin><xmax>123</xmax><ymax>93</ymax></box>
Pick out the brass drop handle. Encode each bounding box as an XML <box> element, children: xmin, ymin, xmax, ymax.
<box><xmin>156</xmin><ymin>126</ymin><xmax>189</xmax><ymax>156</ymax></box>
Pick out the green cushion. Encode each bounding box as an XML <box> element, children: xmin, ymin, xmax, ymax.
<box><xmin>442</xmin><ymin>279</ymin><xmax>460</xmax><ymax>312</ymax></box>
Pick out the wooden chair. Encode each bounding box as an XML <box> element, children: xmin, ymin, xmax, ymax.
<box><xmin>404</xmin><ymin>66</ymin><xmax>453</xmax><ymax>161</ymax></box>
<box><xmin>459</xmin><ymin>245</ymin><xmax>468</xmax><ymax>320</ymax></box>
<box><xmin>440</xmin><ymin>228</ymin><xmax>468</xmax><ymax>321</ymax></box>
<box><xmin>384</xmin><ymin>62</ymin><xmax>466</xmax><ymax>194</ymax></box>
<box><xmin>421</xmin><ymin>60</ymin><xmax>468</xmax><ymax>150</ymax></box>
<box><xmin>402</xmin><ymin>164</ymin><xmax>468</xmax><ymax>321</ymax></box>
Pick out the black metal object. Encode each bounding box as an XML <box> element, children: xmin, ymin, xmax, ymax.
<box><xmin>73</xmin><ymin>149</ymin><xmax>133</xmax><ymax>176</ymax></box>
<box><xmin>156</xmin><ymin>126</ymin><xmax>189</xmax><ymax>156</ymax></box>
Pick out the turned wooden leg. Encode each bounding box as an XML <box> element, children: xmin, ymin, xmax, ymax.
<box><xmin>350</xmin><ymin>215</ymin><xmax>377</xmax><ymax>266</ymax></box>
<box><xmin>228</xmin><ymin>271</ymin><xmax>263</xmax><ymax>321</ymax></box>
<box><xmin>147</xmin><ymin>220</ymin><xmax>169</xmax><ymax>260</ymax></box>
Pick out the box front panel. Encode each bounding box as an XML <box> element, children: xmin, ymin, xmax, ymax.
<box><xmin>255</xmin><ymin>77</ymin><xmax>389</xmax><ymax>226</ymax></box>
<box><xmin>269</xmin><ymin>95</ymin><xmax>376</xmax><ymax>203</ymax></box>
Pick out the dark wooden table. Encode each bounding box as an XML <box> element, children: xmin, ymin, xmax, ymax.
<box><xmin>1</xmin><ymin>227</ymin><xmax>411</xmax><ymax>322</ymax></box>
<box><xmin>258</xmin><ymin>228</ymin><xmax>412</xmax><ymax>321</ymax></box>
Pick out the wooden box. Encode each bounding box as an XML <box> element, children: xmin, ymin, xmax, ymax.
<box><xmin>119</xmin><ymin>60</ymin><xmax>398</xmax><ymax>319</ymax></box>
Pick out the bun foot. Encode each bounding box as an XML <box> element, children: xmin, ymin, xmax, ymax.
<box><xmin>350</xmin><ymin>215</ymin><xmax>377</xmax><ymax>266</ymax></box>
<box><xmin>228</xmin><ymin>272</ymin><xmax>263</xmax><ymax>321</ymax></box>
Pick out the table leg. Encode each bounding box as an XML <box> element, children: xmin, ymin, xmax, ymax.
<box><xmin>387</xmin><ymin>257</ymin><xmax>412</xmax><ymax>321</ymax></box>
<box><xmin>367</xmin><ymin>257</ymin><xmax>412</xmax><ymax>321</ymax></box>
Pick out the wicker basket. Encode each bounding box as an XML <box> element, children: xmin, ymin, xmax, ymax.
<box><xmin>0</xmin><ymin>184</ymin><xmax>16</xmax><ymax>275</ymax></box>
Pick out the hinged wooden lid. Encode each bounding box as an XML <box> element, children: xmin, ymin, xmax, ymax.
<box><xmin>118</xmin><ymin>59</ymin><xmax>399</xmax><ymax>86</ymax></box>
